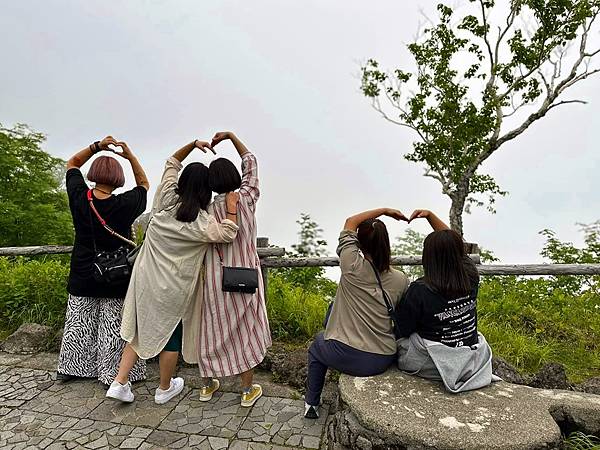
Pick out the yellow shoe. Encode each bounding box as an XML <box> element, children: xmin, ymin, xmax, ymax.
<box><xmin>198</xmin><ymin>379</ymin><xmax>220</xmax><ymax>402</ymax></box>
<box><xmin>241</xmin><ymin>384</ymin><xmax>262</xmax><ymax>407</ymax></box>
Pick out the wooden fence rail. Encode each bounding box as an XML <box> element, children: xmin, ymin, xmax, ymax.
<box><xmin>2</xmin><ymin>243</ymin><xmax>600</xmax><ymax>276</ymax></box>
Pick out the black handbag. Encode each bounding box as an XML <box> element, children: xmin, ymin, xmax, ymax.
<box><xmin>216</xmin><ymin>245</ymin><xmax>259</xmax><ymax>294</ymax></box>
<box><xmin>87</xmin><ymin>189</ymin><xmax>140</xmax><ymax>285</ymax></box>
<box><xmin>368</xmin><ymin>260</ymin><xmax>403</xmax><ymax>340</ymax></box>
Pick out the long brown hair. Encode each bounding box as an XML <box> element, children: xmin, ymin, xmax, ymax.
<box><xmin>357</xmin><ymin>219</ymin><xmax>391</xmax><ymax>273</ymax></box>
<box><xmin>422</xmin><ymin>229</ymin><xmax>473</xmax><ymax>299</ymax></box>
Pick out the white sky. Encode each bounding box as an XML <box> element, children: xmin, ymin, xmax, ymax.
<box><xmin>2</xmin><ymin>1</ymin><xmax>599</xmax><ymax>263</ymax></box>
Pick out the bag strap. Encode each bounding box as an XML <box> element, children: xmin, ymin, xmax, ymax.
<box><xmin>215</xmin><ymin>244</ymin><xmax>224</xmax><ymax>265</ymax></box>
<box><xmin>367</xmin><ymin>260</ymin><xmax>396</xmax><ymax>318</ymax></box>
<box><xmin>87</xmin><ymin>189</ymin><xmax>136</xmax><ymax>247</ymax></box>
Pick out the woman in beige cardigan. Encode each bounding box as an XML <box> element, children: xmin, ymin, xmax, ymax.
<box><xmin>106</xmin><ymin>139</ymin><xmax>240</xmax><ymax>405</ymax></box>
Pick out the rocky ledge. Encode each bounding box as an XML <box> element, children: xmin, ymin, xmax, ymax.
<box><xmin>327</xmin><ymin>370</ymin><xmax>600</xmax><ymax>450</ymax></box>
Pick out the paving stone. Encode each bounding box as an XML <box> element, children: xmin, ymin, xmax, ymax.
<box><xmin>208</xmin><ymin>436</ymin><xmax>229</xmax><ymax>449</ymax></box>
<box><xmin>0</xmin><ymin>352</ymin><xmax>32</xmax><ymax>367</ymax></box>
<box><xmin>238</xmin><ymin>396</ymin><xmax>328</xmax><ymax>447</ymax></box>
<box><xmin>23</xmin><ymin>379</ymin><xmax>106</xmax><ymax>418</ymax></box>
<box><xmin>17</xmin><ymin>352</ymin><xmax>59</xmax><ymax>372</ymax></box>
<box><xmin>89</xmin><ymin>381</ymin><xmax>185</xmax><ymax>428</ymax></box>
<box><xmin>228</xmin><ymin>441</ymin><xmax>286</xmax><ymax>450</ymax></box>
<box><xmin>145</xmin><ymin>429</ymin><xmax>210</xmax><ymax>449</ymax></box>
<box><xmin>0</xmin><ymin>367</ymin><xmax>54</xmax><ymax>407</ymax></box>
<box><xmin>160</xmin><ymin>391</ymin><xmax>249</xmax><ymax>438</ymax></box>
<box><xmin>0</xmin><ymin>364</ymin><xmax>331</xmax><ymax>450</ymax></box>
<box><xmin>54</xmin><ymin>418</ymin><xmax>140</xmax><ymax>448</ymax></box>
<box><xmin>0</xmin><ymin>409</ymin><xmax>78</xmax><ymax>448</ymax></box>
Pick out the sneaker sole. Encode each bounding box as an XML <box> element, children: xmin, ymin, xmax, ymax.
<box><xmin>105</xmin><ymin>392</ymin><xmax>134</xmax><ymax>403</ymax></box>
<box><xmin>240</xmin><ymin>387</ymin><xmax>262</xmax><ymax>407</ymax></box>
<box><xmin>198</xmin><ymin>380</ymin><xmax>220</xmax><ymax>402</ymax></box>
<box><xmin>155</xmin><ymin>382</ymin><xmax>185</xmax><ymax>405</ymax></box>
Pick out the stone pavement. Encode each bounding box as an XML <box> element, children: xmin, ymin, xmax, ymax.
<box><xmin>0</xmin><ymin>352</ymin><xmax>332</xmax><ymax>450</ymax></box>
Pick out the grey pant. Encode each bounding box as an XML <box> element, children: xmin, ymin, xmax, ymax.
<box><xmin>58</xmin><ymin>295</ymin><xmax>146</xmax><ymax>385</ymax></box>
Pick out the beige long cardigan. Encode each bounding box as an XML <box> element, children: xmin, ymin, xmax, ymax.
<box><xmin>120</xmin><ymin>157</ymin><xmax>238</xmax><ymax>360</ymax></box>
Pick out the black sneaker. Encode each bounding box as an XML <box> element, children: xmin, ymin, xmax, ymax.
<box><xmin>304</xmin><ymin>402</ymin><xmax>319</xmax><ymax>419</ymax></box>
<box><xmin>56</xmin><ymin>372</ymin><xmax>76</xmax><ymax>383</ymax></box>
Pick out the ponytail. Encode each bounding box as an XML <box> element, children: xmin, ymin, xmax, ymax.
<box><xmin>357</xmin><ymin>219</ymin><xmax>391</xmax><ymax>272</ymax></box>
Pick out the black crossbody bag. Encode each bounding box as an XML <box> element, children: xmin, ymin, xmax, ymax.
<box><xmin>216</xmin><ymin>245</ymin><xmax>259</xmax><ymax>294</ymax></box>
<box><xmin>367</xmin><ymin>260</ymin><xmax>403</xmax><ymax>340</ymax></box>
<box><xmin>87</xmin><ymin>189</ymin><xmax>141</xmax><ymax>285</ymax></box>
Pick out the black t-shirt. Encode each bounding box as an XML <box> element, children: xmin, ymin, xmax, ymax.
<box><xmin>395</xmin><ymin>259</ymin><xmax>480</xmax><ymax>348</ymax></box>
<box><xmin>66</xmin><ymin>168</ymin><xmax>147</xmax><ymax>298</ymax></box>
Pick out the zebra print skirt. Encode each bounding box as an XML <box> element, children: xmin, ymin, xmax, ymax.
<box><xmin>57</xmin><ymin>294</ymin><xmax>146</xmax><ymax>385</ymax></box>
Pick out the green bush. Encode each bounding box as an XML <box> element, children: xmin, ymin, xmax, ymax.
<box><xmin>0</xmin><ymin>256</ymin><xmax>69</xmax><ymax>338</ymax></box>
<box><xmin>267</xmin><ymin>271</ymin><xmax>330</xmax><ymax>341</ymax></box>
<box><xmin>478</xmin><ymin>276</ymin><xmax>600</xmax><ymax>381</ymax></box>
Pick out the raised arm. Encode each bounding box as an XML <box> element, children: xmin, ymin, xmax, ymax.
<box><xmin>151</xmin><ymin>139</ymin><xmax>217</xmax><ymax>213</ymax></box>
<box><xmin>211</xmin><ymin>131</ymin><xmax>249</xmax><ymax>157</ymax></box>
<box><xmin>171</xmin><ymin>140</ymin><xmax>215</xmax><ymax>164</ymax></box>
<box><xmin>408</xmin><ymin>210</ymin><xmax>450</xmax><ymax>231</ymax></box>
<box><xmin>343</xmin><ymin>208</ymin><xmax>408</xmax><ymax>231</ymax></box>
<box><xmin>113</xmin><ymin>141</ymin><xmax>150</xmax><ymax>190</ymax></box>
<box><xmin>66</xmin><ymin>136</ymin><xmax>117</xmax><ymax>170</ymax></box>
<box><xmin>211</xmin><ymin>131</ymin><xmax>259</xmax><ymax>206</ymax></box>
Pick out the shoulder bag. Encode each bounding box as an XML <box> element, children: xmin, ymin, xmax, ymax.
<box><xmin>216</xmin><ymin>245</ymin><xmax>259</xmax><ymax>294</ymax></box>
<box><xmin>87</xmin><ymin>189</ymin><xmax>141</xmax><ymax>285</ymax></box>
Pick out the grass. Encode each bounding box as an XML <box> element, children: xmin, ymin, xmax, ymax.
<box><xmin>0</xmin><ymin>256</ymin><xmax>69</xmax><ymax>335</ymax></box>
<box><xmin>564</xmin><ymin>432</ymin><xmax>600</xmax><ymax>450</ymax></box>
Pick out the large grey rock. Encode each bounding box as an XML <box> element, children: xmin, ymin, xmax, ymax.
<box><xmin>576</xmin><ymin>377</ymin><xmax>600</xmax><ymax>395</ymax></box>
<box><xmin>529</xmin><ymin>363</ymin><xmax>571</xmax><ymax>390</ymax></box>
<box><xmin>491</xmin><ymin>356</ymin><xmax>528</xmax><ymax>385</ymax></box>
<box><xmin>331</xmin><ymin>370</ymin><xmax>600</xmax><ymax>450</ymax></box>
<box><xmin>0</xmin><ymin>323</ymin><xmax>53</xmax><ymax>354</ymax></box>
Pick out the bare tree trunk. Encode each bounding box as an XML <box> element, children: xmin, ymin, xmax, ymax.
<box><xmin>449</xmin><ymin>199</ymin><xmax>464</xmax><ymax>235</ymax></box>
<box><xmin>448</xmin><ymin>185</ymin><xmax>468</xmax><ymax>236</ymax></box>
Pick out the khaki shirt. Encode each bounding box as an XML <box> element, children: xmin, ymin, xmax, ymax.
<box><xmin>324</xmin><ymin>230</ymin><xmax>408</xmax><ymax>355</ymax></box>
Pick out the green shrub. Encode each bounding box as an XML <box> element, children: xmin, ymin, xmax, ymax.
<box><xmin>478</xmin><ymin>276</ymin><xmax>600</xmax><ymax>381</ymax></box>
<box><xmin>266</xmin><ymin>271</ymin><xmax>330</xmax><ymax>341</ymax></box>
<box><xmin>0</xmin><ymin>256</ymin><xmax>69</xmax><ymax>337</ymax></box>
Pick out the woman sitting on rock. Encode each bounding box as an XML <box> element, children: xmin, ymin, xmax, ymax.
<box><xmin>106</xmin><ymin>139</ymin><xmax>240</xmax><ymax>405</ymax></box>
<box><xmin>304</xmin><ymin>208</ymin><xmax>410</xmax><ymax>419</ymax></box>
<box><xmin>395</xmin><ymin>210</ymin><xmax>497</xmax><ymax>392</ymax></box>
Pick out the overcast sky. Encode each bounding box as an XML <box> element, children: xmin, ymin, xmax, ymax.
<box><xmin>2</xmin><ymin>1</ymin><xmax>599</xmax><ymax>263</ymax></box>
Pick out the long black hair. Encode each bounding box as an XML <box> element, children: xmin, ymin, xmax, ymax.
<box><xmin>357</xmin><ymin>219</ymin><xmax>391</xmax><ymax>273</ymax></box>
<box><xmin>174</xmin><ymin>162</ymin><xmax>212</xmax><ymax>222</ymax></box>
<box><xmin>422</xmin><ymin>229</ymin><xmax>476</xmax><ymax>299</ymax></box>
<box><xmin>209</xmin><ymin>158</ymin><xmax>242</xmax><ymax>194</ymax></box>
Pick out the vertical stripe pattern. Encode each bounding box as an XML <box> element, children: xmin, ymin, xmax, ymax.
<box><xmin>197</xmin><ymin>152</ymin><xmax>272</xmax><ymax>377</ymax></box>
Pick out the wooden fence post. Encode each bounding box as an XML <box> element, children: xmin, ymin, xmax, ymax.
<box><xmin>257</xmin><ymin>237</ymin><xmax>269</xmax><ymax>300</ymax></box>
<box><xmin>464</xmin><ymin>242</ymin><xmax>480</xmax><ymax>256</ymax></box>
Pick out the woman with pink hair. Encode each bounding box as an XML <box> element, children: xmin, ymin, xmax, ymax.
<box><xmin>57</xmin><ymin>136</ymin><xmax>149</xmax><ymax>385</ymax></box>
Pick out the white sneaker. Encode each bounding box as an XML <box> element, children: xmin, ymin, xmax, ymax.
<box><xmin>155</xmin><ymin>377</ymin><xmax>185</xmax><ymax>404</ymax></box>
<box><xmin>106</xmin><ymin>380</ymin><xmax>134</xmax><ymax>403</ymax></box>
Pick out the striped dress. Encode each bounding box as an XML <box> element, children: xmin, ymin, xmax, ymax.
<box><xmin>197</xmin><ymin>151</ymin><xmax>272</xmax><ymax>377</ymax></box>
